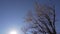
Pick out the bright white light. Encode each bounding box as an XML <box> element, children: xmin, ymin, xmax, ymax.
<box><xmin>9</xmin><ymin>30</ymin><xmax>17</xmax><ymax>34</ymax></box>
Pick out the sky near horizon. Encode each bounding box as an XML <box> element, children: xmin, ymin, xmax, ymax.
<box><xmin>0</xmin><ymin>0</ymin><xmax>60</xmax><ymax>34</ymax></box>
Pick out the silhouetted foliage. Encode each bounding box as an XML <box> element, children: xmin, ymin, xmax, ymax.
<box><xmin>25</xmin><ymin>1</ymin><xmax>56</xmax><ymax>34</ymax></box>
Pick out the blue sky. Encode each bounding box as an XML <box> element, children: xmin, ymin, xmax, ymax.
<box><xmin>55</xmin><ymin>0</ymin><xmax>60</xmax><ymax>33</ymax></box>
<box><xmin>0</xmin><ymin>0</ymin><xmax>60</xmax><ymax>34</ymax></box>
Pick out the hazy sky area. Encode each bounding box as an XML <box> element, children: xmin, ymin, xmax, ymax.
<box><xmin>0</xmin><ymin>0</ymin><xmax>60</xmax><ymax>34</ymax></box>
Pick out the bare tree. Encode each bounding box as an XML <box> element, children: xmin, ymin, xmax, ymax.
<box><xmin>25</xmin><ymin>1</ymin><xmax>56</xmax><ymax>34</ymax></box>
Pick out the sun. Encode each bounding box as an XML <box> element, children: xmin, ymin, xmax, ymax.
<box><xmin>9</xmin><ymin>30</ymin><xmax>17</xmax><ymax>34</ymax></box>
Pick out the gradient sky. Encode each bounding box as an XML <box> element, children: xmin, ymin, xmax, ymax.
<box><xmin>0</xmin><ymin>0</ymin><xmax>60</xmax><ymax>34</ymax></box>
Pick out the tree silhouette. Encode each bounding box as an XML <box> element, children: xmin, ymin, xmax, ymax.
<box><xmin>25</xmin><ymin>2</ymin><xmax>56</xmax><ymax>34</ymax></box>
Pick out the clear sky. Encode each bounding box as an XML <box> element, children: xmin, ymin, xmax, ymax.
<box><xmin>0</xmin><ymin>0</ymin><xmax>60</xmax><ymax>34</ymax></box>
<box><xmin>55</xmin><ymin>0</ymin><xmax>60</xmax><ymax>33</ymax></box>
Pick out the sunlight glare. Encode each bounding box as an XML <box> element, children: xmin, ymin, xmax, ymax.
<box><xmin>9</xmin><ymin>30</ymin><xmax>17</xmax><ymax>34</ymax></box>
